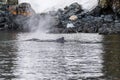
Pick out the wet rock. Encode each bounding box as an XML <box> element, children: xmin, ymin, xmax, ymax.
<box><xmin>51</xmin><ymin>2</ymin><xmax>120</xmax><ymax>34</ymax></box>
<box><xmin>94</xmin><ymin>17</ymin><xmax>103</xmax><ymax>23</ymax></box>
<box><xmin>114</xmin><ymin>20</ymin><xmax>119</xmax><ymax>23</ymax></box>
<box><xmin>1</xmin><ymin>2</ymin><xmax>120</xmax><ymax>34</ymax></box>
<box><xmin>98</xmin><ymin>23</ymin><xmax>115</xmax><ymax>34</ymax></box>
<box><xmin>69</xmin><ymin>15</ymin><xmax>78</xmax><ymax>21</ymax></box>
<box><xmin>16</xmin><ymin>3</ymin><xmax>36</xmax><ymax>16</ymax></box>
<box><xmin>103</xmin><ymin>15</ymin><xmax>114</xmax><ymax>22</ymax></box>
<box><xmin>113</xmin><ymin>23</ymin><xmax>120</xmax><ymax>33</ymax></box>
<box><xmin>111</xmin><ymin>0</ymin><xmax>120</xmax><ymax>15</ymax></box>
<box><xmin>99</xmin><ymin>0</ymin><xmax>109</xmax><ymax>8</ymax></box>
<box><xmin>0</xmin><ymin>17</ymin><xmax>6</xmax><ymax>23</ymax></box>
<box><xmin>66</xmin><ymin>23</ymin><xmax>75</xmax><ymax>28</ymax></box>
<box><xmin>63</xmin><ymin>2</ymin><xmax>83</xmax><ymax>18</ymax></box>
<box><xmin>98</xmin><ymin>24</ymin><xmax>109</xmax><ymax>34</ymax></box>
<box><xmin>98</xmin><ymin>0</ymin><xmax>120</xmax><ymax>15</ymax></box>
<box><xmin>89</xmin><ymin>6</ymin><xmax>101</xmax><ymax>16</ymax></box>
<box><xmin>64</xmin><ymin>2</ymin><xmax>82</xmax><ymax>14</ymax></box>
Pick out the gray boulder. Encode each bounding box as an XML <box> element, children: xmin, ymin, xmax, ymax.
<box><xmin>103</xmin><ymin>15</ymin><xmax>114</xmax><ymax>22</ymax></box>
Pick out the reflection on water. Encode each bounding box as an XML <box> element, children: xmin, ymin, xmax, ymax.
<box><xmin>0</xmin><ymin>32</ymin><xmax>18</xmax><ymax>80</ymax></box>
<box><xmin>102</xmin><ymin>35</ymin><xmax>120</xmax><ymax>80</ymax></box>
<box><xmin>0</xmin><ymin>32</ymin><xmax>120</xmax><ymax>80</ymax></box>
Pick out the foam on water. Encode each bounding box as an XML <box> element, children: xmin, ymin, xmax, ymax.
<box><xmin>19</xmin><ymin>0</ymin><xmax>98</xmax><ymax>13</ymax></box>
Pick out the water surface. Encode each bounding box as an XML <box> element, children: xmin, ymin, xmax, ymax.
<box><xmin>0</xmin><ymin>32</ymin><xmax>120</xmax><ymax>80</ymax></box>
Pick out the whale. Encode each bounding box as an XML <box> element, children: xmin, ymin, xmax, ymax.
<box><xmin>26</xmin><ymin>37</ymin><xmax>66</xmax><ymax>43</ymax></box>
<box><xmin>26</xmin><ymin>37</ymin><xmax>106</xmax><ymax>44</ymax></box>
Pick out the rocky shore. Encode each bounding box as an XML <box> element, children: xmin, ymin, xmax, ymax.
<box><xmin>1</xmin><ymin>1</ymin><xmax>120</xmax><ymax>34</ymax></box>
<box><xmin>49</xmin><ymin>2</ymin><xmax>120</xmax><ymax>34</ymax></box>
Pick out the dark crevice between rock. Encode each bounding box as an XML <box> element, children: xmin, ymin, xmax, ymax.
<box><xmin>49</xmin><ymin>1</ymin><xmax>120</xmax><ymax>34</ymax></box>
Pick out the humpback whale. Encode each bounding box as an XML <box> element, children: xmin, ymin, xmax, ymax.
<box><xmin>26</xmin><ymin>37</ymin><xmax>66</xmax><ymax>43</ymax></box>
<box><xmin>26</xmin><ymin>37</ymin><xmax>106</xmax><ymax>44</ymax></box>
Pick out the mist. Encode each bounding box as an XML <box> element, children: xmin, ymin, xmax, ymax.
<box><xmin>18</xmin><ymin>0</ymin><xmax>98</xmax><ymax>34</ymax></box>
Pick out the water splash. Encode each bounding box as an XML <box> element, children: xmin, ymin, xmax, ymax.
<box><xmin>18</xmin><ymin>0</ymin><xmax>98</xmax><ymax>35</ymax></box>
<box><xmin>27</xmin><ymin>14</ymin><xmax>56</xmax><ymax>33</ymax></box>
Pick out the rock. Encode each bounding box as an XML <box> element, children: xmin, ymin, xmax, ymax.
<box><xmin>114</xmin><ymin>20</ymin><xmax>119</xmax><ymax>23</ymax></box>
<box><xmin>113</xmin><ymin>23</ymin><xmax>120</xmax><ymax>33</ymax></box>
<box><xmin>98</xmin><ymin>0</ymin><xmax>120</xmax><ymax>15</ymax></box>
<box><xmin>98</xmin><ymin>24</ymin><xmax>112</xmax><ymax>34</ymax></box>
<box><xmin>94</xmin><ymin>17</ymin><xmax>103</xmax><ymax>22</ymax></box>
<box><xmin>112</xmin><ymin>0</ymin><xmax>120</xmax><ymax>15</ymax></box>
<box><xmin>0</xmin><ymin>17</ymin><xmax>6</xmax><ymax>23</ymax></box>
<box><xmin>99</xmin><ymin>0</ymin><xmax>108</xmax><ymax>8</ymax></box>
<box><xmin>103</xmin><ymin>15</ymin><xmax>114</xmax><ymax>22</ymax></box>
<box><xmin>69</xmin><ymin>15</ymin><xmax>78</xmax><ymax>21</ymax></box>
<box><xmin>89</xmin><ymin>6</ymin><xmax>101</xmax><ymax>16</ymax></box>
<box><xmin>83</xmin><ymin>15</ymin><xmax>95</xmax><ymax>22</ymax></box>
<box><xmin>63</xmin><ymin>2</ymin><xmax>83</xmax><ymax>17</ymax></box>
<box><xmin>1</xmin><ymin>1</ymin><xmax>120</xmax><ymax>34</ymax></box>
<box><xmin>101</xmin><ymin>15</ymin><xmax>105</xmax><ymax>18</ymax></box>
<box><xmin>50</xmin><ymin>1</ymin><xmax>120</xmax><ymax>34</ymax></box>
<box><xmin>66</xmin><ymin>23</ymin><xmax>75</xmax><ymax>28</ymax></box>
<box><xmin>114</xmin><ymin>23</ymin><xmax>120</xmax><ymax>28</ymax></box>
<box><xmin>16</xmin><ymin>3</ymin><xmax>35</xmax><ymax>16</ymax></box>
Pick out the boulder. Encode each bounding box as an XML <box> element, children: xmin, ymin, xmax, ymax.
<box><xmin>98</xmin><ymin>0</ymin><xmax>120</xmax><ymax>15</ymax></box>
<box><xmin>63</xmin><ymin>2</ymin><xmax>83</xmax><ymax>17</ymax></box>
<box><xmin>16</xmin><ymin>3</ymin><xmax>35</xmax><ymax>16</ymax></box>
<box><xmin>103</xmin><ymin>15</ymin><xmax>114</xmax><ymax>22</ymax></box>
<box><xmin>66</xmin><ymin>23</ymin><xmax>75</xmax><ymax>28</ymax></box>
<box><xmin>99</xmin><ymin>0</ymin><xmax>109</xmax><ymax>8</ymax></box>
<box><xmin>69</xmin><ymin>15</ymin><xmax>78</xmax><ymax>21</ymax></box>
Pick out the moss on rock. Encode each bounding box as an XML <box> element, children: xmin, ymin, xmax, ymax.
<box><xmin>98</xmin><ymin>0</ymin><xmax>120</xmax><ymax>15</ymax></box>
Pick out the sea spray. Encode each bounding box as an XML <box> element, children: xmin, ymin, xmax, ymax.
<box><xmin>27</xmin><ymin>14</ymin><xmax>57</xmax><ymax>33</ymax></box>
<box><xmin>15</xmin><ymin>13</ymin><xmax>57</xmax><ymax>33</ymax></box>
<box><xmin>17</xmin><ymin>0</ymin><xmax>98</xmax><ymax>34</ymax></box>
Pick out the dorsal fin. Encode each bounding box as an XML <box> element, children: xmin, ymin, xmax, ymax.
<box><xmin>56</xmin><ymin>37</ymin><xmax>65</xmax><ymax>43</ymax></box>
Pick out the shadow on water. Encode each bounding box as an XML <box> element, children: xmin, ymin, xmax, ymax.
<box><xmin>102</xmin><ymin>35</ymin><xmax>120</xmax><ymax>80</ymax></box>
<box><xmin>0</xmin><ymin>32</ymin><xmax>18</xmax><ymax>80</ymax></box>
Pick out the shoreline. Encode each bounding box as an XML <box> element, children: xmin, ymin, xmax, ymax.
<box><xmin>0</xmin><ymin>2</ymin><xmax>120</xmax><ymax>34</ymax></box>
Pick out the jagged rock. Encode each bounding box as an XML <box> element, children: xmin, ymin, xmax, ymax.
<box><xmin>114</xmin><ymin>23</ymin><xmax>120</xmax><ymax>29</ymax></box>
<box><xmin>98</xmin><ymin>24</ymin><xmax>110</xmax><ymax>34</ymax></box>
<box><xmin>99</xmin><ymin>0</ymin><xmax>109</xmax><ymax>8</ymax></box>
<box><xmin>63</xmin><ymin>2</ymin><xmax>83</xmax><ymax>17</ymax></box>
<box><xmin>89</xmin><ymin>6</ymin><xmax>101</xmax><ymax>16</ymax></box>
<box><xmin>16</xmin><ymin>3</ymin><xmax>35</xmax><ymax>16</ymax></box>
<box><xmin>64</xmin><ymin>2</ymin><xmax>82</xmax><ymax>13</ymax></box>
<box><xmin>1</xmin><ymin>1</ymin><xmax>120</xmax><ymax>34</ymax></box>
<box><xmin>52</xmin><ymin>2</ymin><xmax>120</xmax><ymax>34</ymax></box>
<box><xmin>98</xmin><ymin>0</ymin><xmax>120</xmax><ymax>15</ymax></box>
<box><xmin>0</xmin><ymin>17</ymin><xmax>6</xmax><ymax>23</ymax></box>
<box><xmin>103</xmin><ymin>15</ymin><xmax>114</xmax><ymax>22</ymax></box>
<box><xmin>114</xmin><ymin>23</ymin><xmax>120</xmax><ymax>33</ymax></box>
<box><xmin>114</xmin><ymin>20</ymin><xmax>119</xmax><ymax>23</ymax></box>
<box><xmin>69</xmin><ymin>15</ymin><xmax>78</xmax><ymax>21</ymax></box>
<box><xmin>66</xmin><ymin>23</ymin><xmax>75</xmax><ymax>28</ymax></box>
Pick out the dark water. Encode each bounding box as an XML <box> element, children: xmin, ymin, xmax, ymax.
<box><xmin>0</xmin><ymin>32</ymin><xmax>120</xmax><ymax>80</ymax></box>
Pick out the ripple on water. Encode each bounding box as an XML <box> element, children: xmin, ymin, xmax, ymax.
<box><xmin>0</xmin><ymin>33</ymin><xmax>105</xmax><ymax>80</ymax></box>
